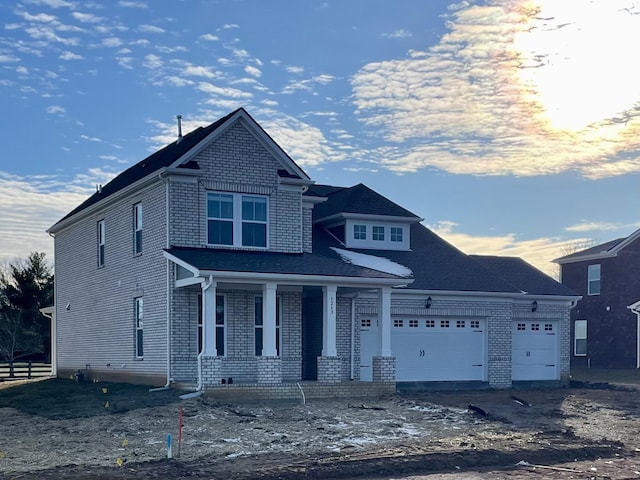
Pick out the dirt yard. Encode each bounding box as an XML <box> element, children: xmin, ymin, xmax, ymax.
<box><xmin>1</xmin><ymin>378</ymin><xmax>640</xmax><ymax>479</ymax></box>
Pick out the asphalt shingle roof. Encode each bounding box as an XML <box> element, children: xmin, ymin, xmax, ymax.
<box><xmin>470</xmin><ymin>255</ymin><xmax>578</xmax><ymax>296</ymax></box>
<box><xmin>554</xmin><ymin>238</ymin><xmax>625</xmax><ymax>262</ymax></box>
<box><xmin>309</xmin><ymin>183</ymin><xmax>420</xmax><ymax>221</ymax></box>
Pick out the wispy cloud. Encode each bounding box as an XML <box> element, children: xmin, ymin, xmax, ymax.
<box><xmin>565</xmin><ymin>221</ymin><xmax>639</xmax><ymax>233</ymax></box>
<box><xmin>244</xmin><ymin>65</ymin><xmax>261</xmax><ymax>77</ymax></box>
<box><xmin>71</xmin><ymin>12</ymin><xmax>103</xmax><ymax>23</ymax></box>
<box><xmin>46</xmin><ymin>105</ymin><xmax>65</xmax><ymax>114</ymax></box>
<box><xmin>102</xmin><ymin>37</ymin><xmax>123</xmax><ymax>47</ymax></box>
<box><xmin>351</xmin><ymin>0</ymin><xmax>640</xmax><ymax>180</ymax></box>
<box><xmin>200</xmin><ymin>33</ymin><xmax>219</xmax><ymax>41</ymax></box>
<box><xmin>138</xmin><ymin>24</ymin><xmax>165</xmax><ymax>34</ymax></box>
<box><xmin>59</xmin><ymin>50</ymin><xmax>82</xmax><ymax>60</ymax></box>
<box><xmin>119</xmin><ymin>1</ymin><xmax>148</xmax><ymax>7</ymax></box>
<box><xmin>381</xmin><ymin>29</ymin><xmax>412</xmax><ymax>39</ymax></box>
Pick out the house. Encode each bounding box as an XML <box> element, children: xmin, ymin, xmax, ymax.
<box><xmin>47</xmin><ymin>108</ymin><xmax>580</xmax><ymax>397</ymax></box>
<box><xmin>555</xmin><ymin>229</ymin><xmax>640</xmax><ymax>369</ymax></box>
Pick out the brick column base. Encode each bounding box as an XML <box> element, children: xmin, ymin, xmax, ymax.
<box><xmin>317</xmin><ymin>356</ymin><xmax>342</xmax><ymax>383</ymax></box>
<box><xmin>257</xmin><ymin>356</ymin><xmax>282</xmax><ymax>384</ymax></box>
<box><xmin>372</xmin><ymin>356</ymin><xmax>396</xmax><ymax>382</ymax></box>
<box><xmin>201</xmin><ymin>356</ymin><xmax>223</xmax><ymax>386</ymax></box>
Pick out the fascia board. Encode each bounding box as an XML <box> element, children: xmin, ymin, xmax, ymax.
<box><xmin>610</xmin><ymin>228</ymin><xmax>640</xmax><ymax>253</ymax></box>
<box><xmin>554</xmin><ymin>251</ymin><xmax>617</xmax><ymax>264</ymax></box>
<box><xmin>48</xmin><ymin>172</ymin><xmax>163</xmax><ymax>235</ymax></box>
<box><xmin>196</xmin><ymin>269</ymin><xmax>413</xmax><ymax>288</ymax></box>
<box><xmin>389</xmin><ymin>288</ymin><xmax>581</xmax><ymax>303</ymax></box>
<box><xmin>163</xmin><ymin>251</ymin><xmax>199</xmax><ymax>275</ymax></box>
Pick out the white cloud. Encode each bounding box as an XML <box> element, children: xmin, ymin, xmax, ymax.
<box><xmin>102</xmin><ymin>37</ymin><xmax>123</xmax><ymax>47</ymax></box>
<box><xmin>119</xmin><ymin>1</ymin><xmax>148</xmax><ymax>7</ymax></box>
<box><xmin>222</xmin><ymin>24</ymin><xmax>239</xmax><ymax>29</ymax></box>
<box><xmin>71</xmin><ymin>12</ymin><xmax>103</xmax><ymax>23</ymax></box>
<box><xmin>285</xmin><ymin>65</ymin><xmax>304</xmax><ymax>74</ymax></box>
<box><xmin>59</xmin><ymin>50</ymin><xmax>82</xmax><ymax>60</ymax></box>
<box><xmin>138</xmin><ymin>24</ymin><xmax>165</xmax><ymax>34</ymax></box>
<box><xmin>166</xmin><ymin>76</ymin><xmax>194</xmax><ymax>87</ymax></box>
<box><xmin>565</xmin><ymin>221</ymin><xmax>639</xmax><ymax>233</ymax></box>
<box><xmin>381</xmin><ymin>29</ymin><xmax>412</xmax><ymax>39</ymax></box>
<box><xmin>46</xmin><ymin>105</ymin><xmax>65</xmax><ymax>114</ymax></box>
<box><xmin>80</xmin><ymin>134</ymin><xmax>102</xmax><ymax>142</ymax></box>
<box><xmin>244</xmin><ymin>65</ymin><xmax>261</xmax><ymax>77</ymax></box>
<box><xmin>23</xmin><ymin>0</ymin><xmax>75</xmax><ymax>8</ymax></box>
<box><xmin>16</xmin><ymin>65</ymin><xmax>28</xmax><ymax>75</ymax></box>
<box><xmin>197</xmin><ymin>81</ymin><xmax>252</xmax><ymax>99</ymax></box>
<box><xmin>351</xmin><ymin>1</ymin><xmax>640</xmax><ymax>180</ymax></box>
<box><xmin>18</xmin><ymin>11</ymin><xmax>58</xmax><ymax>23</ymax></box>
<box><xmin>116</xmin><ymin>56</ymin><xmax>134</xmax><ymax>69</ymax></box>
<box><xmin>200</xmin><ymin>33</ymin><xmax>219</xmax><ymax>41</ymax></box>
<box><xmin>0</xmin><ymin>55</ymin><xmax>20</xmax><ymax>63</ymax></box>
<box><xmin>183</xmin><ymin>64</ymin><xmax>219</xmax><ymax>79</ymax></box>
<box><xmin>143</xmin><ymin>53</ymin><xmax>162</xmax><ymax>69</ymax></box>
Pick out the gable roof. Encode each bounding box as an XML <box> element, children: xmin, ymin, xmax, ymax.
<box><xmin>48</xmin><ymin>108</ymin><xmax>310</xmax><ymax>233</ymax></box>
<box><xmin>554</xmin><ymin>227</ymin><xmax>640</xmax><ymax>264</ymax></box>
<box><xmin>309</xmin><ymin>183</ymin><xmax>422</xmax><ymax>223</ymax></box>
<box><xmin>470</xmin><ymin>255</ymin><xmax>578</xmax><ymax>296</ymax></box>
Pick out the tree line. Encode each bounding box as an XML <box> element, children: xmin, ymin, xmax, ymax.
<box><xmin>0</xmin><ymin>252</ymin><xmax>53</xmax><ymax>364</ymax></box>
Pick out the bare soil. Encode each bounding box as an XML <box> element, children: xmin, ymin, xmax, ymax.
<box><xmin>1</xmin><ymin>379</ymin><xmax>640</xmax><ymax>479</ymax></box>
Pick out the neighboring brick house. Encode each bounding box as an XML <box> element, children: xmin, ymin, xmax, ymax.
<box><xmin>48</xmin><ymin>108</ymin><xmax>579</xmax><ymax>397</ymax></box>
<box><xmin>555</xmin><ymin>229</ymin><xmax>640</xmax><ymax>369</ymax></box>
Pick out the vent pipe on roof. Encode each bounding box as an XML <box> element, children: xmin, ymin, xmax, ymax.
<box><xmin>176</xmin><ymin>115</ymin><xmax>183</xmax><ymax>144</ymax></box>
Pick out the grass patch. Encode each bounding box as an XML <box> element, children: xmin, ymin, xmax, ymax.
<box><xmin>0</xmin><ymin>378</ymin><xmax>181</xmax><ymax>419</ymax></box>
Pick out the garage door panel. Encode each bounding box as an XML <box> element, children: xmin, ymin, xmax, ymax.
<box><xmin>512</xmin><ymin>320</ymin><xmax>558</xmax><ymax>381</ymax></box>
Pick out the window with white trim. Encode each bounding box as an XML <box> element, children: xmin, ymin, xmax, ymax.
<box><xmin>135</xmin><ymin>297</ymin><xmax>143</xmax><ymax>358</ymax></box>
<box><xmin>97</xmin><ymin>219</ymin><xmax>105</xmax><ymax>267</ymax></box>
<box><xmin>588</xmin><ymin>264</ymin><xmax>601</xmax><ymax>295</ymax></box>
<box><xmin>574</xmin><ymin>320</ymin><xmax>587</xmax><ymax>356</ymax></box>
<box><xmin>372</xmin><ymin>226</ymin><xmax>385</xmax><ymax>241</ymax></box>
<box><xmin>207</xmin><ymin>192</ymin><xmax>268</xmax><ymax>248</ymax></box>
<box><xmin>133</xmin><ymin>203</ymin><xmax>142</xmax><ymax>255</ymax></box>
<box><xmin>254</xmin><ymin>296</ymin><xmax>281</xmax><ymax>356</ymax></box>
<box><xmin>354</xmin><ymin>224</ymin><xmax>366</xmax><ymax>240</ymax></box>
<box><xmin>390</xmin><ymin>227</ymin><xmax>403</xmax><ymax>242</ymax></box>
<box><xmin>216</xmin><ymin>294</ymin><xmax>226</xmax><ymax>356</ymax></box>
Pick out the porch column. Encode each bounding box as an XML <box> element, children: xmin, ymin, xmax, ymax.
<box><xmin>322</xmin><ymin>285</ymin><xmax>337</xmax><ymax>357</ymax></box>
<box><xmin>378</xmin><ymin>287</ymin><xmax>392</xmax><ymax>356</ymax></box>
<box><xmin>262</xmin><ymin>282</ymin><xmax>278</xmax><ymax>356</ymax></box>
<box><xmin>203</xmin><ymin>279</ymin><xmax>218</xmax><ymax>356</ymax></box>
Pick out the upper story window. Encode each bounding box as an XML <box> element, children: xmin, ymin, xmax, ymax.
<box><xmin>97</xmin><ymin>220</ymin><xmax>105</xmax><ymax>267</ymax></box>
<box><xmin>354</xmin><ymin>224</ymin><xmax>366</xmax><ymax>240</ymax></box>
<box><xmin>207</xmin><ymin>192</ymin><xmax>268</xmax><ymax>248</ymax></box>
<box><xmin>588</xmin><ymin>264</ymin><xmax>600</xmax><ymax>295</ymax></box>
<box><xmin>133</xmin><ymin>203</ymin><xmax>142</xmax><ymax>255</ymax></box>
<box><xmin>390</xmin><ymin>227</ymin><xmax>403</xmax><ymax>242</ymax></box>
<box><xmin>372</xmin><ymin>226</ymin><xmax>385</xmax><ymax>241</ymax></box>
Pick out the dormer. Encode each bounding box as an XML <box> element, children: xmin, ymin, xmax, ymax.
<box><xmin>308</xmin><ymin>183</ymin><xmax>423</xmax><ymax>251</ymax></box>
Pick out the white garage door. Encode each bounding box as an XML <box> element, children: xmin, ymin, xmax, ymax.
<box><xmin>512</xmin><ymin>320</ymin><xmax>558</xmax><ymax>381</ymax></box>
<box><xmin>360</xmin><ymin>317</ymin><xmax>486</xmax><ymax>382</ymax></box>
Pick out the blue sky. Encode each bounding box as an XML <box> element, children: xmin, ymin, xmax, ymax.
<box><xmin>1</xmin><ymin>0</ymin><xmax>639</xmax><ymax>277</ymax></box>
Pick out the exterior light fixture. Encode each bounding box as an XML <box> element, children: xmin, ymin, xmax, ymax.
<box><xmin>531</xmin><ymin>300</ymin><xmax>538</xmax><ymax>312</ymax></box>
<box><xmin>425</xmin><ymin>296</ymin><xmax>432</xmax><ymax>309</ymax></box>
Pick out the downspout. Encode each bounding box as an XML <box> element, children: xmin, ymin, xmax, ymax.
<box><xmin>630</xmin><ymin>304</ymin><xmax>640</xmax><ymax>369</ymax></box>
<box><xmin>47</xmin><ymin>231</ymin><xmax>58</xmax><ymax>377</ymax></box>
<box><xmin>151</xmin><ymin>176</ymin><xmax>172</xmax><ymax>392</ymax></box>
<box><xmin>180</xmin><ymin>274</ymin><xmax>213</xmax><ymax>399</ymax></box>
<box><xmin>350</xmin><ymin>295</ymin><xmax>356</xmax><ymax>380</ymax></box>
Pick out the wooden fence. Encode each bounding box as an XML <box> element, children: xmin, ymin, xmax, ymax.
<box><xmin>0</xmin><ymin>362</ymin><xmax>52</xmax><ymax>380</ymax></box>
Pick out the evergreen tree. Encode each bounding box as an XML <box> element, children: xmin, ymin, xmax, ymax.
<box><xmin>0</xmin><ymin>252</ymin><xmax>54</xmax><ymax>363</ymax></box>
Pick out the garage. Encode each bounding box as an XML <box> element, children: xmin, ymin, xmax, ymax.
<box><xmin>512</xmin><ymin>320</ymin><xmax>559</xmax><ymax>381</ymax></box>
<box><xmin>360</xmin><ymin>317</ymin><xmax>486</xmax><ymax>382</ymax></box>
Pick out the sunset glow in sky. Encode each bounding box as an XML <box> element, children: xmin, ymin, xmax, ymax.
<box><xmin>0</xmin><ymin>0</ymin><xmax>638</xmax><ymax>277</ymax></box>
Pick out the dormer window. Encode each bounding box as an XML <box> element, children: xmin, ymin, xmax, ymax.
<box><xmin>354</xmin><ymin>224</ymin><xmax>366</xmax><ymax>240</ymax></box>
<box><xmin>345</xmin><ymin>219</ymin><xmax>410</xmax><ymax>251</ymax></box>
<box><xmin>372</xmin><ymin>226</ymin><xmax>385</xmax><ymax>241</ymax></box>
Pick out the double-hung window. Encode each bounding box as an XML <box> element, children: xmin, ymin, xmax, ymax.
<box><xmin>588</xmin><ymin>264</ymin><xmax>601</xmax><ymax>295</ymax></box>
<box><xmin>97</xmin><ymin>220</ymin><xmax>105</xmax><ymax>267</ymax></box>
<box><xmin>372</xmin><ymin>226</ymin><xmax>385</xmax><ymax>241</ymax></box>
<box><xmin>133</xmin><ymin>203</ymin><xmax>142</xmax><ymax>255</ymax></box>
<box><xmin>207</xmin><ymin>192</ymin><xmax>268</xmax><ymax>248</ymax></box>
<box><xmin>390</xmin><ymin>227</ymin><xmax>403</xmax><ymax>242</ymax></box>
<box><xmin>135</xmin><ymin>297</ymin><xmax>143</xmax><ymax>358</ymax></box>
<box><xmin>574</xmin><ymin>320</ymin><xmax>587</xmax><ymax>356</ymax></box>
<box><xmin>254</xmin><ymin>296</ymin><xmax>280</xmax><ymax>356</ymax></box>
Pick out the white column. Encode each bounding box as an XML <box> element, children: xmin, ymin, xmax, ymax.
<box><xmin>262</xmin><ymin>282</ymin><xmax>278</xmax><ymax>357</ymax></box>
<box><xmin>322</xmin><ymin>285</ymin><xmax>338</xmax><ymax>357</ymax></box>
<box><xmin>378</xmin><ymin>287</ymin><xmax>392</xmax><ymax>356</ymax></box>
<box><xmin>203</xmin><ymin>279</ymin><xmax>218</xmax><ymax>356</ymax></box>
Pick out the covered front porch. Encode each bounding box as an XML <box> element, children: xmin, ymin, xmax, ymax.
<box><xmin>164</xmin><ymin>248</ymin><xmax>410</xmax><ymax>391</ymax></box>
